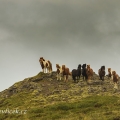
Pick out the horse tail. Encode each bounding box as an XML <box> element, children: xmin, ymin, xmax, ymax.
<box><xmin>67</xmin><ymin>68</ymin><xmax>71</xmax><ymax>75</ymax></box>
<box><xmin>69</xmin><ymin>71</ymin><xmax>72</xmax><ymax>75</ymax></box>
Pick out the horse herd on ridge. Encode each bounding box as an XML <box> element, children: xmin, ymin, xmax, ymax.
<box><xmin>39</xmin><ymin>57</ymin><xmax>119</xmax><ymax>90</ymax></box>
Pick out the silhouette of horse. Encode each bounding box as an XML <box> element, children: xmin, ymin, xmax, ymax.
<box><xmin>98</xmin><ymin>66</ymin><xmax>105</xmax><ymax>81</ymax></box>
<box><xmin>72</xmin><ymin>64</ymin><xmax>81</xmax><ymax>83</ymax></box>
<box><xmin>82</xmin><ymin>64</ymin><xmax>87</xmax><ymax>81</ymax></box>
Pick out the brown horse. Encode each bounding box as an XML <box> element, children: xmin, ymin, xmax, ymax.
<box><xmin>108</xmin><ymin>68</ymin><xmax>112</xmax><ymax>80</ymax></box>
<box><xmin>112</xmin><ymin>71</ymin><xmax>119</xmax><ymax>90</ymax></box>
<box><xmin>86</xmin><ymin>64</ymin><xmax>93</xmax><ymax>81</ymax></box>
<box><xmin>62</xmin><ymin>65</ymin><xmax>71</xmax><ymax>82</ymax></box>
<box><xmin>39</xmin><ymin>57</ymin><xmax>52</xmax><ymax>73</ymax></box>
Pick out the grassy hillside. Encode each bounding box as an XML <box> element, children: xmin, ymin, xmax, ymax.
<box><xmin>0</xmin><ymin>72</ymin><xmax>120</xmax><ymax>120</ymax></box>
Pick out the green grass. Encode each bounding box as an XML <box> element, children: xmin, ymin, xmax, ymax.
<box><xmin>0</xmin><ymin>94</ymin><xmax>120</xmax><ymax>120</ymax></box>
<box><xmin>27</xmin><ymin>95</ymin><xmax>120</xmax><ymax>120</ymax></box>
<box><xmin>0</xmin><ymin>72</ymin><xmax>120</xmax><ymax>120</ymax></box>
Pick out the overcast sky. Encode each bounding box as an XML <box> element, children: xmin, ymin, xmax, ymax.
<box><xmin>1</xmin><ymin>0</ymin><xmax>120</xmax><ymax>92</ymax></box>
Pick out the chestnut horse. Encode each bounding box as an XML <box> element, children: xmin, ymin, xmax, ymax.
<box><xmin>62</xmin><ymin>65</ymin><xmax>71</xmax><ymax>82</ymax></box>
<box><xmin>86</xmin><ymin>64</ymin><xmax>93</xmax><ymax>81</ymax></box>
<box><xmin>108</xmin><ymin>68</ymin><xmax>112</xmax><ymax>80</ymax></box>
<box><xmin>112</xmin><ymin>71</ymin><xmax>119</xmax><ymax>90</ymax></box>
<box><xmin>39</xmin><ymin>57</ymin><xmax>52</xmax><ymax>73</ymax></box>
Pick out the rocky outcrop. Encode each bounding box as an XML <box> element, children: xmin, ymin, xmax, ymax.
<box><xmin>0</xmin><ymin>71</ymin><xmax>120</xmax><ymax>99</ymax></box>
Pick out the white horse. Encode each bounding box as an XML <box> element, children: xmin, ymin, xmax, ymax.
<box><xmin>39</xmin><ymin>57</ymin><xmax>52</xmax><ymax>73</ymax></box>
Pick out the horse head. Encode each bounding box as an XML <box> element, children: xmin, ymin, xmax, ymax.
<box><xmin>82</xmin><ymin>64</ymin><xmax>86</xmax><ymax>69</ymax></box>
<box><xmin>39</xmin><ymin>57</ymin><xmax>45</xmax><ymax>62</ymax></box>
<box><xmin>112</xmin><ymin>71</ymin><xmax>116</xmax><ymax>76</ymax></box>
<box><xmin>108</xmin><ymin>68</ymin><xmax>111</xmax><ymax>72</ymax></box>
<box><xmin>78</xmin><ymin>64</ymin><xmax>81</xmax><ymax>69</ymax></box>
<box><xmin>87</xmin><ymin>64</ymin><xmax>90</xmax><ymax>71</ymax></box>
<box><xmin>56</xmin><ymin>64</ymin><xmax>60</xmax><ymax>69</ymax></box>
<box><xmin>101</xmin><ymin>66</ymin><xmax>105</xmax><ymax>71</ymax></box>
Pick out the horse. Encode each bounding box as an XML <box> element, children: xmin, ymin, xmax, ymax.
<box><xmin>108</xmin><ymin>68</ymin><xmax>112</xmax><ymax>79</ymax></box>
<box><xmin>56</xmin><ymin>64</ymin><xmax>63</xmax><ymax>81</ymax></box>
<box><xmin>107</xmin><ymin>68</ymin><xmax>112</xmax><ymax>80</ymax></box>
<box><xmin>82</xmin><ymin>64</ymin><xmax>87</xmax><ymax>81</ymax></box>
<box><xmin>62</xmin><ymin>65</ymin><xmax>71</xmax><ymax>82</ymax></box>
<box><xmin>39</xmin><ymin>57</ymin><xmax>52</xmax><ymax>73</ymax></box>
<box><xmin>98</xmin><ymin>66</ymin><xmax>105</xmax><ymax>81</ymax></box>
<box><xmin>72</xmin><ymin>64</ymin><xmax>81</xmax><ymax>83</ymax></box>
<box><xmin>86</xmin><ymin>64</ymin><xmax>93</xmax><ymax>81</ymax></box>
<box><xmin>112</xmin><ymin>71</ymin><xmax>119</xmax><ymax>90</ymax></box>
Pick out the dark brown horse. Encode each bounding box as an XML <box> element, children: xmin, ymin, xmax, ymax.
<box><xmin>82</xmin><ymin>64</ymin><xmax>87</xmax><ymax>81</ymax></box>
<box><xmin>72</xmin><ymin>64</ymin><xmax>81</xmax><ymax>83</ymax></box>
<box><xmin>98</xmin><ymin>66</ymin><xmax>105</xmax><ymax>81</ymax></box>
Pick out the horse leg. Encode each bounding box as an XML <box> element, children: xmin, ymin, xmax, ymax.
<box><xmin>64</xmin><ymin>75</ymin><xmax>66</xmax><ymax>82</ymax></box>
<box><xmin>43</xmin><ymin>68</ymin><xmax>45</xmax><ymax>73</ymax></box>
<box><xmin>83</xmin><ymin>76</ymin><xmax>84</xmax><ymax>81</ymax></box>
<box><xmin>57</xmin><ymin>74</ymin><xmax>59</xmax><ymax>80</ymax></box>
<box><xmin>66</xmin><ymin>75</ymin><xmax>68</xmax><ymax>82</ymax></box>
<box><xmin>76</xmin><ymin>76</ymin><xmax>78</xmax><ymax>83</ymax></box>
<box><xmin>77</xmin><ymin>76</ymin><xmax>79</xmax><ymax>83</ymax></box>
<box><xmin>60</xmin><ymin>74</ymin><xmax>62</xmax><ymax>81</ymax></box>
<box><xmin>78</xmin><ymin>75</ymin><xmax>80</xmax><ymax>80</ymax></box>
<box><xmin>103</xmin><ymin>76</ymin><xmax>104</xmax><ymax>81</ymax></box>
<box><xmin>72</xmin><ymin>75</ymin><xmax>75</xmax><ymax>83</ymax></box>
<box><xmin>85</xmin><ymin>75</ymin><xmax>87</xmax><ymax>81</ymax></box>
<box><xmin>49</xmin><ymin>68</ymin><xmax>51</xmax><ymax>73</ymax></box>
<box><xmin>45</xmin><ymin>68</ymin><xmax>47</xmax><ymax>73</ymax></box>
<box><xmin>47</xmin><ymin>68</ymin><xmax>48</xmax><ymax>73</ymax></box>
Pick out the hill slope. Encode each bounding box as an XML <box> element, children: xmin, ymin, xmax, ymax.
<box><xmin>0</xmin><ymin>72</ymin><xmax>120</xmax><ymax>120</ymax></box>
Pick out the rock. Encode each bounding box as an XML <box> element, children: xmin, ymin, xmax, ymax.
<box><xmin>32</xmin><ymin>78</ymin><xmax>43</xmax><ymax>82</ymax></box>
